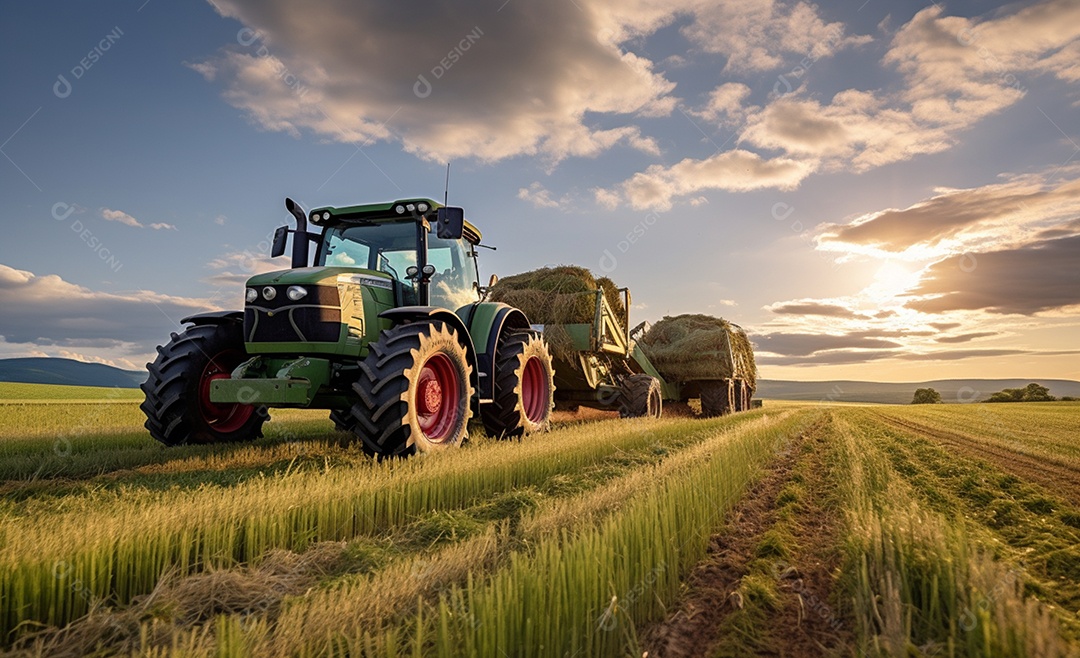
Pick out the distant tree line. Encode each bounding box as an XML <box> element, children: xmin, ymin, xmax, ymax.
<box><xmin>910</xmin><ymin>383</ymin><xmax>1076</xmax><ymax>404</ymax></box>
<box><xmin>984</xmin><ymin>382</ymin><xmax>1076</xmax><ymax>403</ymax></box>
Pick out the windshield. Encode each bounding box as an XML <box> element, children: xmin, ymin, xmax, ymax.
<box><xmin>317</xmin><ymin>219</ymin><xmax>479</xmax><ymax>310</ymax></box>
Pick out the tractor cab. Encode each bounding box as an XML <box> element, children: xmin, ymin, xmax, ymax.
<box><xmin>274</xmin><ymin>198</ymin><xmax>483</xmax><ymax>312</ymax></box>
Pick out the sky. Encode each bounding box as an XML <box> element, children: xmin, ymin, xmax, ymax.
<box><xmin>0</xmin><ymin>0</ymin><xmax>1078</xmax><ymax>383</ymax></box>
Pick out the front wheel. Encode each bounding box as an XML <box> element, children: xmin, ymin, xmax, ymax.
<box><xmin>480</xmin><ymin>332</ymin><xmax>555</xmax><ymax>438</ymax></box>
<box><xmin>348</xmin><ymin>321</ymin><xmax>474</xmax><ymax>458</ymax></box>
<box><xmin>619</xmin><ymin>374</ymin><xmax>662</xmax><ymax>418</ymax></box>
<box><xmin>140</xmin><ymin>322</ymin><xmax>267</xmax><ymax>445</ymax></box>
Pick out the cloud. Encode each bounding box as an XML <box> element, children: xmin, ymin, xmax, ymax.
<box><xmin>101</xmin><ymin>208</ymin><xmax>176</xmax><ymax>230</ymax></box>
<box><xmin>608</xmin><ymin>0</ymin><xmax>1080</xmax><ymax>212</ymax></box>
<box><xmin>768</xmin><ymin>301</ymin><xmax>857</xmax><ymax>318</ymax></box>
<box><xmin>0</xmin><ymin>264</ymin><xmax>212</xmax><ymax>349</ymax></box>
<box><xmin>756</xmin><ymin>348</ymin><xmax>898</xmax><ymax>366</ymax></box>
<box><xmin>818</xmin><ymin>174</ymin><xmax>1080</xmax><ymax>255</ymax></box>
<box><xmin>928</xmin><ymin>322</ymin><xmax>961</xmax><ymax>331</ymax></box>
<box><xmin>617</xmin><ymin>149</ymin><xmax>814</xmax><ymax>210</ymax></box>
<box><xmin>194</xmin><ymin>0</ymin><xmax>681</xmax><ymax>164</ymax></box>
<box><xmin>693</xmin><ymin>82</ymin><xmax>752</xmax><ymax>123</ymax></box>
<box><xmin>518</xmin><ymin>182</ymin><xmax>564</xmax><ymax>209</ymax></box>
<box><xmin>101</xmin><ymin>208</ymin><xmax>143</xmax><ymax>228</ymax></box>
<box><xmin>751</xmin><ymin>331</ymin><xmax>902</xmax><ymax>357</ymax></box>
<box><xmin>905</xmin><ymin>235</ymin><xmax>1080</xmax><ymax>315</ymax></box>
<box><xmin>680</xmin><ymin>0</ymin><xmax>871</xmax><ymax>73</ymax></box>
<box><xmin>934</xmin><ymin>332</ymin><xmax>998</xmax><ymax>344</ymax></box>
<box><xmin>894</xmin><ymin>349</ymin><xmax>1029</xmax><ymax>361</ymax></box>
<box><xmin>204</xmin><ymin>249</ymin><xmax>287</xmax><ymax>289</ymax></box>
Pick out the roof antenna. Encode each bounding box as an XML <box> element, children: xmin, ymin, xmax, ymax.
<box><xmin>443</xmin><ymin>163</ymin><xmax>451</xmax><ymax>207</ymax></box>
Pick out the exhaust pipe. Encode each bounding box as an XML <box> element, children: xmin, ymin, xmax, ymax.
<box><xmin>284</xmin><ymin>198</ymin><xmax>309</xmax><ymax>269</ymax></box>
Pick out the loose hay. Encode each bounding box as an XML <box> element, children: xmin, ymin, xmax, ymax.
<box><xmin>640</xmin><ymin>314</ymin><xmax>757</xmax><ymax>388</ymax></box>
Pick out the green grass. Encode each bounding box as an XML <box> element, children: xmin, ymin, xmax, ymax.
<box><xmin>3</xmin><ymin>390</ymin><xmax>1080</xmax><ymax>657</ymax></box>
<box><xmin>0</xmin><ymin>382</ymin><xmax>143</xmax><ymax>401</ymax></box>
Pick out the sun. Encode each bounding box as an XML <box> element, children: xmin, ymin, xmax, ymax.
<box><xmin>866</xmin><ymin>261</ymin><xmax>923</xmax><ymax>303</ymax></box>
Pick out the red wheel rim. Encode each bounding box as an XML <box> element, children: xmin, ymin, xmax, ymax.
<box><xmin>415</xmin><ymin>353</ymin><xmax>461</xmax><ymax>443</ymax></box>
<box><xmin>198</xmin><ymin>349</ymin><xmax>256</xmax><ymax>432</ymax></box>
<box><xmin>520</xmin><ymin>356</ymin><xmax>548</xmax><ymax>424</ymax></box>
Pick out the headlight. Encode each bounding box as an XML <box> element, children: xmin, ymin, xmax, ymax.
<box><xmin>245</xmin><ymin>288</ymin><xmax>257</xmax><ymax>303</ymax></box>
<box><xmin>286</xmin><ymin>285</ymin><xmax>308</xmax><ymax>301</ymax></box>
<box><xmin>322</xmin><ymin>211</ymin><xmax>330</xmax><ymax>220</ymax></box>
<box><xmin>394</xmin><ymin>205</ymin><xmax>405</xmax><ymax>214</ymax></box>
<box><xmin>417</xmin><ymin>202</ymin><xmax>429</xmax><ymax>212</ymax></box>
<box><xmin>406</xmin><ymin>265</ymin><xmax>419</xmax><ymax>278</ymax></box>
<box><xmin>262</xmin><ymin>286</ymin><xmax>277</xmax><ymax>301</ymax></box>
<box><xmin>422</xmin><ymin>264</ymin><xmax>436</xmax><ymax>276</ymax></box>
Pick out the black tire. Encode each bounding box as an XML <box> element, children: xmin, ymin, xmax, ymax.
<box><xmin>348</xmin><ymin>321</ymin><xmax>474</xmax><ymax>458</ymax></box>
<box><xmin>140</xmin><ymin>323</ymin><xmax>267</xmax><ymax>446</ymax></box>
<box><xmin>699</xmin><ymin>380</ymin><xmax>731</xmax><ymax>418</ymax></box>
<box><xmin>619</xmin><ymin>374</ymin><xmax>662</xmax><ymax>418</ymax></box>
<box><xmin>480</xmin><ymin>332</ymin><xmax>555</xmax><ymax>438</ymax></box>
<box><xmin>329</xmin><ymin>409</ymin><xmax>353</xmax><ymax>433</ymax></box>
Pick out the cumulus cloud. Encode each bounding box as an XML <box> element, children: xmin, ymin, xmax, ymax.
<box><xmin>618</xmin><ymin>149</ymin><xmax>814</xmax><ymax>210</ymax></box>
<box><xmin>518</xmin><ymin>182</ymin><xmax>564</xmax><ymax>210</ymax></box>
<box><xmin>680</xmin><ymin>0</ymin><xmax>871</xmax><ymax>73</ymax></box>
<box><xmin>193</xmin><ymin>0</ymin><xmax>681</xmax><ymax>164</ymax></box>
<box><xmin>101</xmin><ymin>208</ymin><xmax>177</xmax><ymax>230</ymax></box>
<box><xmin>606</xmin><ymin>0</ymin><xmax>1080</xmax><ymax>211</ymax></box>
<box><xmin>204</xmin><ymin>249</ymin><xmax>288</xmax><ymax>288</ymax></box>
<box><xmin>0</xmin><ymin>264</ymin><xmax>212</xmax><ymax>349</ymax></box>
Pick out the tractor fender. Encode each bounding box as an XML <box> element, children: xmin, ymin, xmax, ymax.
<box><xmin>462</xmin><ymin>302</ymin><xmax>532</xmax><ymax>401</ymax></box>
<box><xmin>378</xmin><ymin>306</ymin><xmax>480</xmax><ymax>397</ymax></box>
<box><xmin>180</xmin><ymin>310</ymin><xmax>244</xmax><ymax>326</ymax></box>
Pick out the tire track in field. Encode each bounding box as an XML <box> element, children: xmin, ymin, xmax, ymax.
<box><xmin>870</xmin><ymin>411</ymin><xmax>1080</xmax><ymax>505</ymax></box>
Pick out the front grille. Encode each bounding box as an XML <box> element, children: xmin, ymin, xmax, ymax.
<box><xmin>245</xmin><ymin>285</ymin><xmax>341</xmax><ymax>343</ymax></box>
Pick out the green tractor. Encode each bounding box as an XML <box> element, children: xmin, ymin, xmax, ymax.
<box><xmin>141</xmin><ymin>198</ymin><xmax>556</xmax><ymax>458</ymax></box>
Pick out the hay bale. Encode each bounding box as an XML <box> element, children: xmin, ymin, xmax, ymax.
<box><xmin>488</xmin><ymin>266</ymin><xmax>624</xmax><ymax>326</ymax></box>
<box><xmin>639</xmin><ymin>314</ymin><xmax>757</xmax><ymax>388</ymax></box>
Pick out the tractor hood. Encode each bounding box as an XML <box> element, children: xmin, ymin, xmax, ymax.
<box><xmin>246</xmin><ymin>266</ymin><xmax>393</xmax><ymax>288</ymax></box>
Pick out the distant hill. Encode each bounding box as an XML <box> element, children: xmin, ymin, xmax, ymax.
<box><xmin>756</xmin><ymin>379</ymin><xmax>1080</xmax><ymax>404</ymax></box>
<box><xmin>0</xmin><ymin>358</ymin><xmax>144</xmax><ymax>389</ymax></box>
<box><xmin>2</xmin><ymin>358</ymin><xmax>1078</xmax><ymax>404</ymax></box>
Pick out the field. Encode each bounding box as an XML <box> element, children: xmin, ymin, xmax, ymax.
<box><xmin>1</xmin><ymin>383</ymin><xmax>1079</xmax><ymax>657</ymax></box>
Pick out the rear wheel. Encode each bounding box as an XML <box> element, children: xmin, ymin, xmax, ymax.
<box><xmin>140</xmin><ymin>322</ymin><xmax>267</xmax><ymax>446</ymax></box>
<box><xmin>348</xmin><ymin>321</ymin><xmax>473</xmax><ymax>458</ymax></box>
<box><xmin>699</xmin><ymin>380</ymin><xmax>732</xmax><ymax>418</ymax></box>
<box><xmin>618</xmin><ymin>374</ymin><xmax>662</xmax><ymax>418</ymax></box>
<box><xmin>480</xmin><ymin>332</ymin><xmax>555</xmax><ymax>438</ymax></box>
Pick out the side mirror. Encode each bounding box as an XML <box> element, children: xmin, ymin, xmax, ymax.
<box><xmin>271</xmin><ymin>226</ymin><xmax>288</xmax><ymax>258</ymax></box>
<box><xmin>436</xmin><ymin>206</ymin><xmax>464</xmax><ymax>240</ymax></box>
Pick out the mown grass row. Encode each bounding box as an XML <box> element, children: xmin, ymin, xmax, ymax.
<box><xmin>229</xmin><ymin>411</ymin><xmax>806</xmax><ymax>657</ymax></box>
<box><xmin>0</xmin><ymin>410</ymin><xmax>768</xmax><ymax>644</ymax></box>
<box><xmin>831</xmin><ymin>409</ymin><xmax>1074</xmax><ymax>657</ymax></box>
<box><xmin>872</xmin><ymin>402</ymin><xmax>1080</xmax><ymax>465</ymax></box>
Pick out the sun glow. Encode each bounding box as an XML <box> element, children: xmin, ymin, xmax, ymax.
<box><xmin>866</xmin><ymin>261</ymin><xmax>923</xmax><ymax>303</ymax></box>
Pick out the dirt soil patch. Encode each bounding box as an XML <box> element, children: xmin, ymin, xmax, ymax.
<box><xmin>641</xmin><ymin>421</ymin><xmax>847</xmax><ymax>657</ymax></box>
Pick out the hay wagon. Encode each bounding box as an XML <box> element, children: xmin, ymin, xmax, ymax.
<box><xmin>488</xmin><ymin>267</ymin><xmax>756</xmax><ymax>419</ymax></box>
